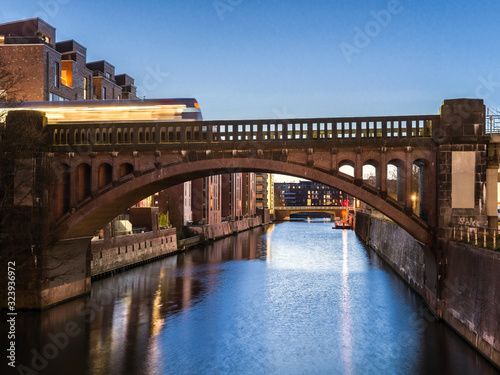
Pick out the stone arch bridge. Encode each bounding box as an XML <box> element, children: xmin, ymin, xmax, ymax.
<box><xmin>2</xmin><ymin>98</ymin><xmax>496</xmax><ymax>310</ymax></box>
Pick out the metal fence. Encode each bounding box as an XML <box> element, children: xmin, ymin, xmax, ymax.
<box><xmin>452</xmin><ymin>224</ymin><xmax>500</xmax><ymax>250</ymax></box>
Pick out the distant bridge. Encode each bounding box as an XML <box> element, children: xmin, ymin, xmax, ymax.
<box><xmin>274</xmin><ymin>205</ymin><xmax>347</xmax><ymax>220</ymax></box>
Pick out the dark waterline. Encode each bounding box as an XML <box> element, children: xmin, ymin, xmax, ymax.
<box><xmin>3</xmin><ymin>222</ymin><xmax>499</xmax><ymax>374</ymax></box>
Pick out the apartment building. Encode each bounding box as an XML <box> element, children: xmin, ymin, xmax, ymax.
<box><xmin>0</xmin><ymin>18</ymin><xmax>137</xmax><ymax>102</ymax></box>
<box><xmin>274</xmin><ymin>181</ymin><xmax>352</xmax><ymax>207</ymax></box>
<box><xmin>222</xmin><ymin>173</ymin><xmax>244</xmax><ymax>220</ymax></box>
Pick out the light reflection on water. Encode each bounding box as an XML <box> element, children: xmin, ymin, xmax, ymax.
<box><xmin>4</xmin><ymin>222</ymin><xmax>500</xmax><ymax>375</ymax></box>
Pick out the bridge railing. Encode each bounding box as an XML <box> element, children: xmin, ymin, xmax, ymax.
<box><xmin>47</xmin><ymin>114</ymin><xmax>439</xmax><ymax>148</ymax></box>
<box><xmin>274</xmin><ymin>206</ymin><xmax>345</xmax><ymax>210</ymax></box>
<box><xmin>452</xmin><ymin>224</ymin><xmax>500</xmax><ymax>251</ymax></box>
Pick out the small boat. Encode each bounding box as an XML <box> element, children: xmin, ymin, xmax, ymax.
<box><xmin>332</xmin><ymin>221</ymin><xmax>352</xmax><ymax>230</ymax></box>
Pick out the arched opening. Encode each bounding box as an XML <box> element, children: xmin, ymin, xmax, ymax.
<box><xmin>119</xmin><ymin>163</ymin><xmax>134</xmax><ymax>177</ymax></box>
<box><xmin>95</xmin><ymin>129</ymin><xmax>101</xmax><ymax>144</ymax></box>
<box><xmin>75</xmin><ymin>130</ymin><xmax>80</xmax><ymax>144</ymax></box>
<box><xmin>81</xmin><ymin>129</ymin><xmax>86</xmax><ymax>144</ymax></box>
<box><xmin>339</xmin><ymin>161</ymin><xmax>355</xmax><ymax>177</ymax></box>
<box><xmin>363</xmin><ymin>161</ymin><xmax>378</xmax><ymax>188</ymax></box>
<box><xmin>98</xmin><ymin>163</ymin><xmax>113</xmax><ymax>188</ymax></box>
<box><xmin>138</xmin><ymin>127</ymin><xmax>144</xmax><ymax>143</ymax></box>
<box><xmin>56</xmin><ymin>163</ymin><xmax>71</xmax><ymax>217</ymax></box>
<box><xmin>117</xmin><ymin>129</ymin><xmax>122</xmax><ymax>143</ymax></box>
<box><xmin>53</xmin><ymin>129</ymin><xmax>58</xmax><ymax>145</ymax></box>
<box><xmin>77</xmin><ymin>163</ymin><xmax>91</xmax><ymax>201</ymax></box>
<box><xmin>145</xmin><ymin>127</ymin><xmax>150</xmax><ymax>143</ymax></box>
<box><xmin>387</xmin><ymin>159</ymin><xmax>405</xmax><ymax>203</ymax></box>
<box><xmin>160</xmin><ymin>127</ymin><xmax>166</xmax><ymax>143</ymax></box>
<box><xmin>108</xmin><ymin>128</ymin><xmax>113</xmax><ymax>144</ymax></box>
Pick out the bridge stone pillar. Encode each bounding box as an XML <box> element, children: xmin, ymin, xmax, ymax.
<box><xmin>434</xmin><ymin>98</ymin><xmax>488</xmax><ymax>240</ymax></box>
<box><xmin>486</xmin><ymin>149</ymin><xmax>499</xmax><ymax>229</ymax></box>
<box><xmin>404</xmin><ymin>147</ymin><xmax>413</xmax><ymax>214</ymax></box>
<box><xmin>379</xmin><ymin>147</ymin><xmax>387</xmax><ymax>194</ymax></box>
<box><xmin>0</xmin><ymin>112</ymin><xmax>92</xmax><ymax>309</ymax></box>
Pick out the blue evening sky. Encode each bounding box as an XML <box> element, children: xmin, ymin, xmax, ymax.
<box><xmin>1</xmin><ymin>0</ymin><xmax>499</xmax><ymax>121</ymax></box>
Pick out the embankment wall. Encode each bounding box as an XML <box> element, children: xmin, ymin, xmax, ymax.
<box><xmin>355</xmin><ymin>212</ymin><xmax>500</xmax><ymax>369</ymax></box>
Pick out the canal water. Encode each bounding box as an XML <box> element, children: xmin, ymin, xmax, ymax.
<box><xmin>4</xmin><ymin>222</ymin><xmax>500</xmax><ymax>374</ymax></box>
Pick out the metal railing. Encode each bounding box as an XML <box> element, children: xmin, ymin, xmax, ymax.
<box><xmin>452</xmin><ymin>224</ymin><xmax>500</xmax><ymax>250</ymax></box>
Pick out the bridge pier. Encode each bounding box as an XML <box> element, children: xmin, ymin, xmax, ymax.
<box><xmin>1</xmin><ymin>236</ymin><xmax>92</xmax><ymax>310</ymax></box>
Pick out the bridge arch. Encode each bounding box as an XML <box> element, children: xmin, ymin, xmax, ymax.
<box><xmin>55</xmin><ymin>158</ymin><xmax>432</xmax><ymax>248</ymax></box>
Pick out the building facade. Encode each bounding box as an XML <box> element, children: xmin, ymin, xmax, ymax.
<box><xmin>274</xmin><ymin>181</ymin><xmax>352</xmax><ymax>207</ymax></box>
<box><xmin>192</xmin><ymin>176</ymin><xmax>223</xmax><ymax>225</ymax></box>
<box><xmin>222</xmin><ymin>173</ymin><xmax>244</xmax><ymax>221</ymax></box>
<box><xmin>0</xmin><ymin>18</ymin><xmax>137</xmax><ymax>102</ymax></box>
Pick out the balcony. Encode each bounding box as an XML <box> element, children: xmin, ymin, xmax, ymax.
<box><xmin>1</xmin><ymin>35</ymin><xmax>48</xmax><ymax>45</ymax></box>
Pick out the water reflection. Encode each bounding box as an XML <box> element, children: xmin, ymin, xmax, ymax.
<box><xmin>341</xmin><ymin>229</ymin><xmax>353</xmax><ymax>372</ymax></box>
<box><xmin>3</xmin><ymin>223</ymin><xmax>499</xmax><ymax>375</ymax></box>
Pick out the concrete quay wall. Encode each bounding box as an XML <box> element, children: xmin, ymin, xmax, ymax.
<box><xmin>355</xmin><ymin>212</ymin><xmax>500</xmax><ymax>369</ymax></box>
<box><xmin>91</xmin><ymin>228</ymin><xmax>177</xmax><ymax>277</ymax></box>
<box><xmin>355</xmin><ymin>212</ymin><xmax>426</xmax><ymax>296</ymax></box>
<box><xmin>443</xmin><ymin>241</ymin><xmax>500</xmax><ymax>368</ymax></box>
<box><xmin>201</xmin><ymin>217</ymin><xmax>263</xmax><ymax>241</ymax></box>
<box><xmin>90</xmin><ymin>217</ymin><xmax>264</xmax><ymax>277</ymax></box>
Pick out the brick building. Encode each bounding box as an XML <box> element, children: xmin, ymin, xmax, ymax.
<box><xmin>0</xmin><ymin>18</ymin><xmax>137</xmax><ymax>102</ymax></box>
<box><xmin>192</xmin><ymin>176</ymin><xmax>223</xmax><ymax>225</ymax></box>
<box><xmin>222</xmin><ymin>173</ymin><xmax>244</xmax><ymax>220</ymax></box>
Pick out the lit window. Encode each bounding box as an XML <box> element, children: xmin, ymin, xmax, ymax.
<box><xmin>83</xmin><ymin>77</ymin><xmax>87</xmax><ymax>100</ymax></box>
<box><xmin>61</xmin><ymin>61</ymin><xmax>73</xmax><ymax>87</ymax></box>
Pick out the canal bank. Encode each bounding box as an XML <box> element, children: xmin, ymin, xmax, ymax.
<box><xmin>355</xmin><ymin>211</ymin><xmax>500</xmax><ymax>370</ymax></box>
<box><xmin>91</xmin><ymin>216</ymin><xmax>265</xmax><ymax>278</ymax></box>
<box><xmin>7</xmin><ymin>221</ymin><xmax>499</xmax><ymax>374</ymax></box>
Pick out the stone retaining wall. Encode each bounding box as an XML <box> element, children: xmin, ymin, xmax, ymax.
<box><xmin>355</xmin><ymin>211</ymin><xmax>500</xmax><ymax>369</ymax></box>
<box><xmin>91</xmin><ymin>228</ymin><xmax>177</xmax><ymax>277</ymax></box>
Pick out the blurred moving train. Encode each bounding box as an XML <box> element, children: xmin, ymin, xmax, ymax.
<box><xmin>0</xmin><ymin>98</ymin><xmax>202</xmax><ymax>124</ymax></box>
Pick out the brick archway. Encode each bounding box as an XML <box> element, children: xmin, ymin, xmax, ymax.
<box><xmin>56</xmin><ymin>157</ymin><xmax>432</xmax><ymax>247</ymax></box>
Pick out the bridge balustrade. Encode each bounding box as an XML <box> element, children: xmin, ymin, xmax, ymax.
<box><xmin>47</xmin><ymin>115</ymin><xmax>438</xmax><ymax>148</ymax></box>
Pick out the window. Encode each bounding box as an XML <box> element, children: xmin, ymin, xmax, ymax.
<box><xmin>102</xmin><ymin>87</ymin><xmax>106</xmax><ymax>100</ymax></box>
<box><xmin>50</xmin><ymin>93</ymin><xmax>67</xmax><ymax>101</ymax></box>
<box><xmin>83</xmin><ymin>77</ymin><xmax>88</xmax><ymax>100</ymax></box>
<box><xmin>61</xmin><ymin>61</ymin><xmax>73</xmax><ymax>87</ymax></box>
